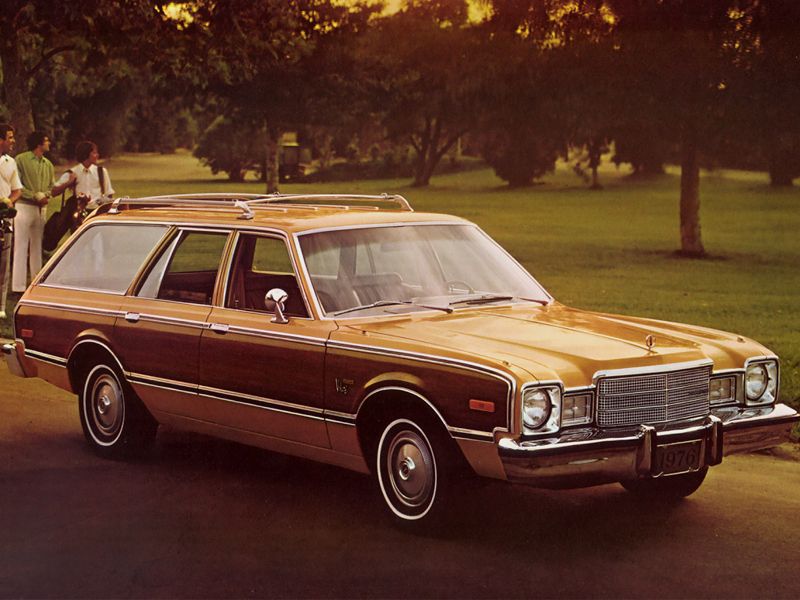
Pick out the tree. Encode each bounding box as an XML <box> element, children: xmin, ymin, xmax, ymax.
<box><xmin>604</xmin><ymin>1</ymin><xmax>748</xmax><ymax>257</ymax></box>
<box><xmin>479</xmin><ymin>1</ymin><xmax>614</xmax><ymax>188</ymax></box>
<box><xmin>0</xmin><ymin>1</ymin><xmax>175</xmax><ymax>143</ymax></box>
<box><xmin>724</xmin><ymin>0</ymin><xmax>800</xmax><ymax>186</ymax></box>
<box><xmin>185</xmin><ymin>0</ymin><xmax>372</xmax><ymax>192</ymax></box>
<box><xmin>472</xmin><ymin>33</ymin><xmax>564</xmax><ymax>186</ymax></box>
<box><xmin>359</xmin><ymin>1</ymin><xmax>484</xmax><ymax>186</ymax></box>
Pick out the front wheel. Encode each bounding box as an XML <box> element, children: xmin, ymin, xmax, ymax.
<box><xmin>376</xmin><ymin>418</ymin><xmax>446</xmax><ymax>524</ymax></box>
<box><xmin>79</xmin><ymin>363</ymin><xmax>157</xmax><ymax>458</ymax></box>
<box><xmin>621</xmin><ymin>467</ymin><xmax>708</xmax><ymax>500</ymax></box>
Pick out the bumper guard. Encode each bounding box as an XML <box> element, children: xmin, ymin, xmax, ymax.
<box><xmin>498</xmin><ymin>403</ymin><xmax>799</xmax><ymax>487</ymax></box>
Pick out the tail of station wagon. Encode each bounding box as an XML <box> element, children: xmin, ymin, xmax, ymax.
<box><xmin>4</xmin><ymin>193</ymin><xmax>798</xmax><ymax>525</ymax></box>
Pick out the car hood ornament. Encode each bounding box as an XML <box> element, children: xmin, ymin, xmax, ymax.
<box><xmin>645</xmin><ymin>334</ymin><xmax>656</xmax><ymax>350</ymax></box>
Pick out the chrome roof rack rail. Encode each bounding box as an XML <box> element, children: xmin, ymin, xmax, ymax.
<box><xmin>247</xmin><ymin>193</ymin><xmax>413</xmax><ymax>212</ymax></box>
<box><xmin>106</xmin><ymin>194</ymin><xmax>265</xmax><ymax>219</ymax></box>
<box><xmin>105</xmin><ymin>192</ymin><xmax>413</xmax><ymax>217</ymax></box>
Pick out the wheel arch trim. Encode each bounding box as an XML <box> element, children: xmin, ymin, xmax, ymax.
<box><xmin>357</xmin><ymin>385</ymin><xmax>452</xmax><ymax>436</ymax></box>
<box><xmin>355</xmin><ymin>385</ymin><xmax>495</xmax><ymax>442</ymax></box>
<box><xmin>67</xmin><ymin>338</ymin><xmax>128</xmax><ymax>389</ymax></box>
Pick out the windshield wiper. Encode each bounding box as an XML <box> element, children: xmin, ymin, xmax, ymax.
<box><xmin>333</xmin><ymin>300</ymin><xmax>453</xmax><ymax>317</ymax></box>
<box><xmin>449</xmin><ymin>294</ymin><xmax>514</xmax><ymax>307</ymax></box>
<box><xmin>448</xmin><ymin>294</ymin><xmax>549</xmax><ymax>307</ymax></box>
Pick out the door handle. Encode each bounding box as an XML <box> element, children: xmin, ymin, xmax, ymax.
<box><xmin>124</xmin><ymin>312</ymin><xmax>140</xmax><ymax>323</ymax></box>
<box><xmin>209</xmin><ymin>323</ymin><xmax>229</xmax><ymax>334</ymax></box>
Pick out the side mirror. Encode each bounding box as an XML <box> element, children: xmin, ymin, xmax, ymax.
<box><xmin>265</xmin><ymin>288</ymin><xmax>289</xmax><ymax>324</ymax></box>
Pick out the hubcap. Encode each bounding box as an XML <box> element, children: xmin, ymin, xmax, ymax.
<box><xmin>90</xmin><ymin>374</ymin><xmax>123</xmax><ymax>437</ymax></box>
<box><xmin>386</xmin><ymin>431</ymin><xmax>434</xmax><ymax>508</ymax></box>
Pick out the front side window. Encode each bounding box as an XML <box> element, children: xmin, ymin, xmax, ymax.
<box><xmin>43</xmin><ymin>224</ymin><xmax>168</xmax><ymax>293</ymax></box>
<box><xmin>138</xmin><ymin>230</ymin><xmax>228</xmax><ymax>305</ymax></box>
<box><xmin>225</xmin><ymin>234</ymin><xmax>308</xmax><ymax>317</ymax></box>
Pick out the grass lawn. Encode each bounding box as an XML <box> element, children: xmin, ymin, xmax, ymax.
<box><xmin>4</xmin><ymin>151</ymin><xmax>799</xmax><ymax>418</ymax></box>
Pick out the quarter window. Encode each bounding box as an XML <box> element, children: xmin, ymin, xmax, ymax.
<box><xmin>42</xmin><ymin>224</ymin><xmax>168</xmax><ymax>293</ymax></box>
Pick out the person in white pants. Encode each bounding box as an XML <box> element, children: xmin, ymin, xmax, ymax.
<box><xmin>0</xmin><ymin>124</ymin><xmax>22</xmax><ymax>209</ymax></box>
<box><xmin>1</xmin><ymin>124</ymin><xmax>23</xmax><ymax>308</ymax></box>
<box><xmin>12</xmin><ymin>131</ymin><xmax>75</xmax><ymax>293</ymax></box>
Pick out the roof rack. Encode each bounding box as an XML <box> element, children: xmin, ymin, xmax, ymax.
<box><xmin>105</xmin><ymin>193</ymin><xmax>413</xmax><ymax>220</ymax></box>
<box><xmin>251</xmin><ymin>193</ymin><xmax>413</xmax><ymax>212</ymax></box>
<box><xmin>107</xmin><ymin>195</ymin><xmax>259</xmax><ymax>219</ymax></box>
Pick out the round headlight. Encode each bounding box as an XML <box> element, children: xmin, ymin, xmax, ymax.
<box><xmin>523</xmin><ymin>389</ymin><xmax>552</xmax><ymax>430</ymax></box>
<box><xmin>745</xmin><ymin>363</ymin><xmax>768</xmax><ymax>400</ymax></box>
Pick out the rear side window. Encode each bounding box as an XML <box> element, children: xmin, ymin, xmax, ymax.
<box><xmin>138</xmin><ymin>230</ymin><xmax>228</xmax><ymax>305</ymax></box>
<box><xmin>42</xmin><ymin>224</ymin><xmax>168</xmax><ymax>293</ymax></box>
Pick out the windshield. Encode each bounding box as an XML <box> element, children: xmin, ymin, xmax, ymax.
<box><xmin>298</xmin><ymin>223</ymin><xmax>550</xmax><ymax>316</ymax></box>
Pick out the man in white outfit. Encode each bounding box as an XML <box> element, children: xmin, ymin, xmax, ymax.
<box><xmin>0</xmin><ymin>124</ymin><xmax>22</xmax><ymax>210</ymax></box>
<box><xmin>1</xmin><ymin>123</ymin><xmax>22</xmax><ymax>313</ymax></box>
<box><xmin>13</xmin><ymin>131</ymin><xmax>76</xmax><ymax>292</ymax></box>
<box><xmin>55</xmin><ymin>140</ymin><xmax>115</xmax><ymax>210</ymax></box>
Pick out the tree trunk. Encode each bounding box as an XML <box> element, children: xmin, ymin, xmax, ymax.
<box><xmin>412</xmin><ymin>152</ymin><xmax>435</xmax><ymax>187</ymax></box>
<box><xmin>679</xmin><ymin>132</ymin><xmax>705</xmax><ymax>257</ymax></box>
<box><xmin>1</xmin><ymin>44</ymin><xmax>35</xmax><ymax>143</ymax></box>
<box><xmin>768</xmin><ymin>151</ymin><xmax>796</xmax><ymax>187</ymax></box>
<box><xmin>411</xmin><ymin>126</ymin><xmax>461</xmax><ymax>187</ymax></box>
<box><xmin>265</xmin><ymin>125</ymin><xmax>281</xmax><ymax>194</ymax></box>
<box><xmin>588</xmin><ymin>139</ymin><xmax>603</xmax><ymax>190</ymax></box>
<box><xmin>590</xmin><ymin>165</ymin><xmax>601</xmax><ymax>189</ymax></box>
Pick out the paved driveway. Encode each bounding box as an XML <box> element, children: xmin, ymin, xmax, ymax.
<box><xmin>1</xmin><ymin>363</ymin><xmax>799</xmax><ymax>598</ymax></box>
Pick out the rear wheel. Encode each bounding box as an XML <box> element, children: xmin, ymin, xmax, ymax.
<box><xmin>79</xmin><ymin>363</ymin><xmax>157</xmax><ymax>458</ymax></box>
<box><xmin>621</xmin><ymin>467</ymin><xmax>708</xmax><ymax>500</ymax></box>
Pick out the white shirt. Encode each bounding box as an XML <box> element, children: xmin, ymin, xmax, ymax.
<box><xmin>57</xmin><ymin>163</ymin><xmax>115</xmax><ymax>205</ymax></box>
<box><xmin>0</xmin><ymin>154</ymin><xmax>22</xmax><ymax>199</ymax></box>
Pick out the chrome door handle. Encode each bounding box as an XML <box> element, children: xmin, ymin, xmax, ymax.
<box><xmin>125</xmin><ymin>312</ymin><xmax>140</xmax><ymax>323</ymax></box>
<box><xmin>209</xmin><ymin>323</ymin><xmax>229</xmax><ymax>334</ymax></box>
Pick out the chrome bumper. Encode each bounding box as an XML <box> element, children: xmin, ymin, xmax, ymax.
<box><xmin>498</xmin><ymin>404</ymin><xmax>799</xmax><ymax>488</ymax></box>
<box><xmin>3</xmin><ymin>341</ymin><xmax>33</xmax><ymax>378</ymax></box>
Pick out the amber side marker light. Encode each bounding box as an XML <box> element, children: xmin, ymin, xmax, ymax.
<box><xmin>469</xmin><ymin>399</ymin><xmax>495</xmax><ymax>413</ymax></box>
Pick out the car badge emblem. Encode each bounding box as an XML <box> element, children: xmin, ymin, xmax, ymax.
<box><xmin>645</xmin><ymin>334</ymin><xmax>656</xmax><ymax>350</ymax></box>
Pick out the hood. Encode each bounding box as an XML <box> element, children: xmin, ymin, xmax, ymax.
<box><xmin>342</xmin><ymin>303</ymin><xmax>768</xmax><ymax>388</ymax></box>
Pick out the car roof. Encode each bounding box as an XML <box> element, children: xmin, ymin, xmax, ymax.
<box><xmin>91</xmin><ymin>193</ymin><xmax>469</xmax><ymax>234</ymax></box>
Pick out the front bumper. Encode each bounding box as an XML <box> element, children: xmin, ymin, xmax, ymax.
<box><xmin>498</xmin><ymin>404</ymin><xmax>799</xmax><ymax>487</ymax></box>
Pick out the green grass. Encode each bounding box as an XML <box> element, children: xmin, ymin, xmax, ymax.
<box><xmin>4</xmin><ymin>150</ymin><xmax>799</xmax><ymax>415</ymax></box>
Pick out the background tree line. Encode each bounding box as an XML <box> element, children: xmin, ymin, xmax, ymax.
<box><xmin>2</xmin><ymin>0</ymin><xmax>799</xmax><ymax>256</ymax></box>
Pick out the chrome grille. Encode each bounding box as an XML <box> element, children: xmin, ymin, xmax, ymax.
<box><xmin>597</xmin><ymin>365</ymin><xmax>711</xmax><ymax>428</ymax></box>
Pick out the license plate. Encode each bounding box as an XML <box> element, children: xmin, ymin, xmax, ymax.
<box><xmin>654</xmin><ymin>440</ymin><xmax>703</xmax><ymax>476</ymax></box>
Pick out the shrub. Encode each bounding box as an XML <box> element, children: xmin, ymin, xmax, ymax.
<box><xmin>193</xmin><ymin>116</ymin><xmax>265</xmax><ymax>181</ymax></box>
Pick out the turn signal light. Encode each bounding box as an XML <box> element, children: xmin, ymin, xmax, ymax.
<box><xmin>562</xmin><ymin>393</ymin><xmax>592</xmax><ymax>426</ymax></box>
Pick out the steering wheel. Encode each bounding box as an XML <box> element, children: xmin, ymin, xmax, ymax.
<box><xmin>444</xmin><ymin>279</ymin><xmax>475</xmax><ymax>294</ymax></box>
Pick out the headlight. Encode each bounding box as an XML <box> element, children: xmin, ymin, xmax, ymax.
<box><xmin>744</xmin><ymin>359</ymin><xmax>778</xmax><ymax>405</ymax></box>
<box><xmin>522</xmin><ymin>385</ymin><xmax>561</xmax><ymax>433</ymax></box>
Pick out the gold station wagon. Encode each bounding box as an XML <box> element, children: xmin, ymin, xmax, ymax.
<box><xmin>4</xmin><ymin>193</ymin><xmax>798</xmax><ymax>524</ymax></box>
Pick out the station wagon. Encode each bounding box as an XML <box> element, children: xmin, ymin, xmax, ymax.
<box><xmin>4</xmin><ymin>193</ymin><xmax>798</xmax><ymax>524</ymax></box>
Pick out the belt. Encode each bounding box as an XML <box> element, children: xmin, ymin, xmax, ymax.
<box><xmin>15</xmin><ymin>199</ymin><xmax>43</xmax><ymax>206</ymax></box>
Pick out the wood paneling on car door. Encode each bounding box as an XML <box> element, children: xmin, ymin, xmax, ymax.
<box><xmin>197</xmin><ymin>308</ymin><xmax>334</xmax><ymax>447</ymax></box>
<box><xmin>113</xmin><ymin>297</ymin><xmax>212</xmax><ymax>416</ymax></box>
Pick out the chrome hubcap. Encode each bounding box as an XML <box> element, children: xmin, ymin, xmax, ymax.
<box><xmin>398</xmin><ymin>456</ymin><xmax>416</xmax><ymax>481</ymax></box>
<box><xmin>91</xmin><ymin>374</ymin><xmax>123</xmax><ymax>437</ymax></box>
<box><xmin>386</xmin><ymin>431</ymin><xmax>434</xmax><ymax>508</ymax></box>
